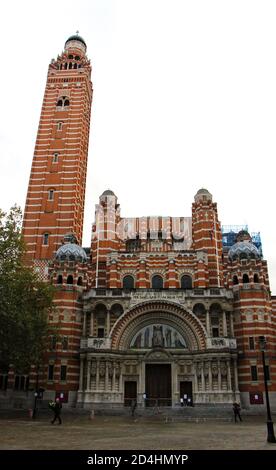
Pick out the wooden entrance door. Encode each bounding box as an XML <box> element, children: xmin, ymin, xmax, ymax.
<box><xmin>180</xmin><ymin>381</ymin><xmax>193</xmax><ymax>406</ymax></box>
<box><xmin>145</xmin><ymin>364</ymin><xmax>171</xmax><ymax>406</ymax></box>
<box><xmin>124</xmin><ymin>381</ymin><xmax>137</xmax><ymax>407</ymax></box>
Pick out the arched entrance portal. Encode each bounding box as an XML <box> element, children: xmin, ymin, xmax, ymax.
<box><xmin>110</xmin><ymin>301</ymin><xmax>206</xmax><ymax>407</ymax></box>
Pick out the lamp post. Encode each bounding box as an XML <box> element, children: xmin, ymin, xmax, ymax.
<box><xmin>259</xmin><ymin>336</ymin><xmax>276</xmax><ymax>443</ymax></box>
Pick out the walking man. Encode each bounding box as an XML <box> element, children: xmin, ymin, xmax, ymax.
<box><xmin>51</xmin><ymin>397</ymin><xmax>62</xmax><ymax>424</ymax></box>
<box><xmin>233</xmin><ymin>402</ymin><xmax>242</xmax><ymax>422</ymax></box>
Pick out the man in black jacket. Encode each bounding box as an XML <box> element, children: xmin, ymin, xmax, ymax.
<box><xmin>51</xmin><ymin>398</ymin><xmax>62</xmax><ymax>424</ymax></box>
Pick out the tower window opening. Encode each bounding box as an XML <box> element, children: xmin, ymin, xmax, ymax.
<box><xmin>233</xmin><ymin>275</ymin><xmax>239</xmax><ymax>285</ymax></box>
<box><xmin>243</xmin><ymin>273</ymin><xmax>249</xmax><ymax>284</ymax></box>
<box><xmin>254</xmin><ymin>273</ymin><xmax>259</xmax><ymax>283</ymax></box>
<box><xmin>60</xmin><ymin>365</ymin><xmax>67</xmax><ymax>381</ymax></box>
<box><xmin>57</xmin><ymin>274</ymin><xmax>63</xmax><ymax>285</ymax></box>
<box><xmin>42</xmin><ymin>233</ymin><xmax>49</xmax><ymax>245</ymax></box>
<box><xmin>181</xmin><ymin>275</ymin><xmax>192</xmax><ymax>289</ymax></box>
<box><xmin>59</xmin><ymin>64</ymin><xmax>62</xmax><ymax>70</ymax></box>
<box><xmin>48</xmin><ymin>189</ymin><xmax>54</xmax><ymax>201</ymax></box>
<box><xmin>69</xmin><ymin>62</ymin><xmax>72</xmax><ymax>69</ymax></box>
<box><xmin>53</xmin><ymin>153</ymin><xmax>59</xmax><ymax>163</ymax></box>
<box><xmin>64</xmin><ymin>63</ymin><xmax>68</xmax><ymax>69</ymax></box>
<box><xmin>152</xmin><ymin>275</ymin><xmax>163</xmax><ymax>289</ymax></box>
<box><xmin>77</xmin><ymin>276</ymin><xmax>83</xmax><ymax>286</ymax></box>
<box><xmin>123</xmin><ymin>275</ymin><xmax>134</xmax><ymax>290</ymax></box>
<box><xmin>74</xmin><ymin>63</ymin><xmax>77</xmax><ymax>69</ymax></box>
<box><xmin>67</xmin><ymin>275</ymin><xmax>73</xmax><ymax>285</ymax></box>
<box><xmin>57</xmin><ymin>122</ymin><xmax>63</xmax><ymax>131</ymax></box>
<box><xmin>251</xmin><ymin>365</ymin><xmax>258</xmax><ymax>382</ymax></box>
<box><xmin>56</xmin><ymin>97</ymin><xmax>70</xmax><ymax>109</ymax></box>
<box><xmin>75</xmin><ymin>55</ymin><xmax>80</xmax><ymax>60</ymax></box>
<box><xmin>68</xmin><ymin>54</ymin><xmax>73</xmax><ymax>59</ymax></box>
<box><xmin>97</xmin><ymin>328</ymin><xmax>105</xmax><ymax>338</ymax></box>
<box><xmin>78</xmin><ymin>64</ymin><xmax>82</xmax><ymax>68</ymax></box>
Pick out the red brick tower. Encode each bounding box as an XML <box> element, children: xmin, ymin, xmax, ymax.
<box><xmin>22</xmin><ymin>34</ymin><xmax>93</xmax><ymax>273</ymax></box>
<box><xmin>192</xmin><ymin>188</ymin><xmax>224</xmax><ymax>287</ymax></box>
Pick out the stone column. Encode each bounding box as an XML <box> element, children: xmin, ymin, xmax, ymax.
<box><xmin>105</xmin><ymin>361</ymin><xmax>109</xmax><ymax>391</ymax></box>
<box><xmin>82</xmin><ymin>312</ymin><xmax>87</xmax><ymax>336</ymax></box>
<box><xmin>171</xmin><ymin>362</ymin><xmax>178</xmax><ymax>406</ymax></box>
<box><xmin>79</xmin><ymin>357</ymin><xmax>84</xmax><ymax>391</ymax></box>
<box><xmin>227</xmin><ymin>360</ymin><xmax>232</xmax><ymax>391</ymax></box>
<box><xmin>106</xmin><ymin>310</ymin><xmax>111</xmax><ymax>336</ymax></box>
<box><xmin>90</xmin><ymin>311</ymin><xmax>94</xmax><ymax>337</ymax></box>
<box><xmin>222</xmin><ymin>311</ymin><xmax>227</xmax><ymax>337</ymax></box>
<box><xmin>233</xmin><ymin>358</ymin><xmax>239</xmax><ymax>392</ymax></box>
<box><xmin>201</xmin><ymin>362</ymin><xmax>205</xmax><ymax>391</ymax></box>
<box><xmin>112</xmin><ymin>362</ymin><xmax>116</xmax><ymax>391</ymax></box>
<box><xmin>194</xmin><ymin>364</ymin><xmax>198</xmax><ymax>393</ymax></box>
<box><xmin>96</xmin><ymin>360</ymin><xmax>100</xmax><ymax>390</ymax></box>
<box><xmin>119</xmin><ymin>363</ymin><xmax>123</xmax><ymax>394</ymax></box>
<box><xmin>229</xmin><ymin>313</ymin><xmax>234</xmax><ymax>337</ymax></box>
<box><xmin>206</xmin><ymin>310</ymin><xmax>211</xmax><ymax>336</ymax></box>
<box><xmin>218</xmin><ymin>359</ymin><xmax>222</xmax><ymax>391</ymax></box>
<box><xmin>86</xmin><ymin>358</ymin><xmax>91</xmax><ymax>391</ymax></box>
<box><xmin>208</xmin><ymin>361</ymin><xmax>213</xmax><ymax>391</ymax></box>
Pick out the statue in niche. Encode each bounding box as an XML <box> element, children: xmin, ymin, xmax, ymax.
<box><xmin>174</xmin><ymin>331</ymin><xmax>186</xmax><ymax>348</ymax></box>
<box><xmin>165</xmin><ymin>328</ymin><xmax>172</xmax><ymax>347</ymax></box>
<box><xmin>144</xmin><ymin>327</ymin><xmax>150</xmax><ymax>348</ymax></box>
<box><xmin>133</xmin><ymin>332</ymin><xmax>142</xmax><ymax>348</ymax></box>
<box><xmin>152</xmin><ymin>325</ymin><xmax>164</xmax><ymax>347</ymax></box>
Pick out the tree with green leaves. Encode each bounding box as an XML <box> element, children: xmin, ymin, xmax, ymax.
<box><xmin>0</xmin><ymin>205</ymin><xmax>54</xmax><ymax>375</ymax></box>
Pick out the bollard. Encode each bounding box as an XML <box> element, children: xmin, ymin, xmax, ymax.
<box><xmin>90</xmin><ymin>409</ymin><xmax>95</xmax><ymax>420</ymax></box>
<box><xmin>28</xmin><ymin>409</ymin><xmax>33</xmax><ymax>419</ymax></box>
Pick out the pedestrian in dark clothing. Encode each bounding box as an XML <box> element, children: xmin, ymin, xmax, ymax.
<box><xmin>233</xmin><ymin>402</ymin><xmax>242</xmax><ymax>422</ymax></box>
<box><xmin>51</xmin><ymin>398</ymin><xmax>62</xmax><ymax>424</ymax></box>
<box><xmin>131</xmin><ymin>399</ymin><xmax>137</xmax><ymax>417</ymax></box>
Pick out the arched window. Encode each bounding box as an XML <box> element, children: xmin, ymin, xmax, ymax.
<box><xmin>57</xmin><ymin>122</ymin><xmax>63</xmax><ymax>131</ymax></box>
<box><xmin>68</xmin><ymin>54</ymin><xmax>73</xmax><ymax>59</ymax></box>
<box><xmin>74</xmin><ymin>63</ymin><xmax>78</xmax><ymax>69</ymax></box>
<box><xmin>56</xmin><ymin>97</ymin><xmax>70</xmax><ymax>109</ymax></box>
<box><xmin>181</xmin><ymin>275</ymin><xmax>192</xmax><ymax>289</ymax></box>
<box><xmin>42</xmin><ymin>233</ymin><xmax>49</xmax><ymax>245</ymax></box>
<box><xmin>77</xmin><ymin>276</ymin><xmax>83</xmax><ymax>286</ymax></box>
<box><xmin>57</xmin><ymin>275</ymin><xmax>63</xmax><ymax>285</ymax></box>
<box><xmin>69</xmin><ymin>62</ymin><xmax>72</xmax><ymax>69</ymax></box>
<box><xmin>65</xmin><ymin>63</ymin><xmax>68</xmax><ymax>69</ymax></box>
<box><xmin>48</xmin><ymin>189</ymin><xmax>54</xmax><ymax>200</ymax></box>
<box><xmin>67</xmin><ymin>275</ymin><xmax>73</xmax><ymax>285</ymax></box>
<box><xmin>152</xmin><ymin>275</ymin><xmax>163</xmax><ymax>289</ymax></box>
<box><xmin>75</xmin><ymin>55</ymin><xmax>80</xmax><ymax>60</ymax></box>
<box><xmin>243</xmin><ymin>273</ymin><xmax>249</xmax><ymax>284</ymax></box>
<box><xmin>233</xmin><ymin>275</ymin><xmax>239</xmax><ymax>285</ymax></box>
<box><xmin>53</xmin><ymin>152</ymin><xmax>59</xmax><ymax>163</ymax></box>
<box><xmin>254</xmin><ymin>273</ymin><xmax>259</xmax><ymax>283</ymax></box>
<box><xmin>123</xmin><ymin>275</ymin><xmax>134</xmax><ymax>289</ymax></box>
<box><xmin>59</xmin><ymin>64</ymin><xmax>62</xmax><ymax>70</ymax></box>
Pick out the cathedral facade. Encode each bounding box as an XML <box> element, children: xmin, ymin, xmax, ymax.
<box><xmin>4</xmin><ymin>35</ymin><xmax>275</xmax><ymax>410</ymax></box>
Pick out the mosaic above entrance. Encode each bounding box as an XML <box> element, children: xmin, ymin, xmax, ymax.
<box><xmin>130</xmin><ymin>324</ymin><xmax>187</xmax><ymax>349</ymax></box>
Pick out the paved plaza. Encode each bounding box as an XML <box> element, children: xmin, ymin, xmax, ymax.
<box><xmin>0</xmin><ymin>412</ymin><xmax>276</xmax><ymax>450</ymax></box>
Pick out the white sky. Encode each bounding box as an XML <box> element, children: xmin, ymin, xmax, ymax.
<box><xmin>0</xmin><ymin>0</ymin><xmax>276</xmax><ymax>293</ymax></box>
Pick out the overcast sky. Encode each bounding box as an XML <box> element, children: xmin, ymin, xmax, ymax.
<box><xmin>1</xmin><ymin>0</ymin><xmax>276</xmax><ymax>293</ymax></box>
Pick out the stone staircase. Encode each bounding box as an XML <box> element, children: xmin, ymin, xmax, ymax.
<box><xmin>93</xmin><ymin>405</ymin><xmax>234</xmax><ymax>422</ymax></box>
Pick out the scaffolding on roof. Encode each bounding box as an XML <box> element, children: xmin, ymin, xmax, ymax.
<box><xmin>221</xmin><ymin>225</ymin><xmax>263</xmax><ymax>257</ymax></box>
